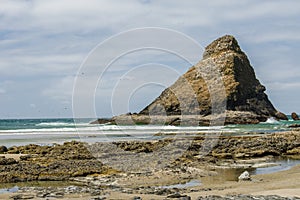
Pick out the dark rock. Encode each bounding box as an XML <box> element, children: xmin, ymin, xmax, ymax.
<box><xmin>275</xmin><ymin>111</ymin><xmax>288</xmax><ymax>120</ymax></box>
<box><xmin>292</xmin><ymin>112</ymin><xmax>299</xmax><ymax>120</ymax></box>
<box><xmin>0</xmin><ymin>146</ymin><xmax>8</xmax><ymax>153</ymax></box>
<box><xmin>36</xmin><ymin>192</ymin><xmax>50</xmax><ymax>198</ymax></box>
<box><xmin>90</xmin><ymin>118</ymin><xmax>115</xmax><ymax>125</ymax></box>
<box><xmin>19</xmin><ymin>155</ymin><xmax>32</xmax><ymax>161</ymax></box>
<box><xmin>167</xmin><ymin>193</ymin><xmax>190</xmax><ymax>198</ymax></box>
<box><xmin>132</xmin><ymin>196</ymin><xmax>142</xmax><ymax>200</ymax></box>
<box><xmin>288</xmin><ymin>124</ymin><xmax>300</xmax><ymax>128</ymax></box>
<box><xmin>168</xmin><ymin>117</ymin><xmax>181</xmax><ymax>126</ymax></box>
<box><xmin>10</xmin><ymin>194</ymin><xmax>34</xmax><ymax>200</ymax></box>
<box><xmin>90</xmin><ymin>197</ymin><xmax>107</xmax><ymax>200</ymax></box>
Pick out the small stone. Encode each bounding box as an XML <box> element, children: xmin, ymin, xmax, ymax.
<box><xmin>90</xmin><ymin>190</ymin><xmax>101</xmax><ymax>196</ymax></box>
<box><xmin>291</xmin><ymin>112</ymin><xmax>299</xmax><ymax>120</ymax></box>
<box><xmin>132</xmin><ymin>196</ymin><xmax>142</xmax><ymax>200</ymax></box>
<box><xmin>90</xmin><ymin>196</ymin><xmax>107</xmax><ymax>200</ymax></box>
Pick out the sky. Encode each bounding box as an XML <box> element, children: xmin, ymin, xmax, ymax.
<box><xmin>0</xmin><ymin>0</ymin><xmax>300</xmax><ymax>119</ymax></box>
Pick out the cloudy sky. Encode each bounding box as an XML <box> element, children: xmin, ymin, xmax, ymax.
<box><xmin>0</xmin><ymin>0</ymin><xmax>299</xmax><ymax>119</ymax></box>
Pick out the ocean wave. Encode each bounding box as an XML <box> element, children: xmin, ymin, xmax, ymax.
<box><xmin>0</xmin><ymin>124</ymin><xmax>225</xmax><ymax>135</ymax></box>
<box><xmin>261</xmin><ymin>117</ymin><xmax>280</xmax><ymax>124</ymax></box>
<box><xmin>36</xmin><ymin>122</ymin><xmax>74</xmax><ymax>126</ymax></box>
<box><xmin>35</xmin><ymin>122</ymin><xmax>90</xmax><ymax>127</ymax></box>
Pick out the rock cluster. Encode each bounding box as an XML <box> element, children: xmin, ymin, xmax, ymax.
<box><xmin>1</xmin><ymin>131</ymin><xmax>300</xmax><ymax>184</ymax></box>
<box><xmin>0</xmin><ymin>141</ymin><xmax>109</xmax><ymax>183</ymax></box>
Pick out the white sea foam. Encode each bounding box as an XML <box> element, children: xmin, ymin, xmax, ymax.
<box><xmin>36</xmin><ymin>122</ymin><xmax>73</xmax><ymax>126</ymax></box>
<box><xmin>0</xmin><ymin>124</ymin><xmax>225</xmax><ymax>136</ymax></box>
<box><xmin>262</xmin><ymin>117</ymin><xmax>279</xmax><ymax>124</ymax></box>
<box><xmin>36</xmin><ymin>122</ymin><xmax>89</xmax><ymax>127</ymax></box>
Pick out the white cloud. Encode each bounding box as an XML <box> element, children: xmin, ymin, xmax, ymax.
<box><xmin>0</xmin><ymin>0</ymin><xmax>300</xmax><ymax>117</ymax></box>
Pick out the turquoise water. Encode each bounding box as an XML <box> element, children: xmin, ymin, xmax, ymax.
<box><xmin>0</xmin><ymin>117</ymin><xmax>299</xmax><ymax>147</ymax></box>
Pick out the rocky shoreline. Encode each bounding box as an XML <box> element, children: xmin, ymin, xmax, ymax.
<box><xmin>91</xmin><ymin>111</ymin><xmax>279</xmax><ymax>126</ymax></box>
<box><xmin>0</xmin><ymin>130</ymin><xmax>300</xmax><ymax>199</ymax></box>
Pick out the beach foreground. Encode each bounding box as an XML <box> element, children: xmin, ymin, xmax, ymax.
<box><xmin>0</xmin><ymin>130</ymin><xmax>300</xmax><ymax>199</ymax></box>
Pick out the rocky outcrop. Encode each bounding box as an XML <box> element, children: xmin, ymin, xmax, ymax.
<box><xmin>139</xmin><ymin>35</ymin><xmax>282</xmax><ymax>122</ymax></box>
<box><xmin>98</xmin><ymin>35</ymin><xmax>285</xmax><ymax>125</ymax></box>
<box><xmin>292</xmin><ymin>112</ymin><xmax>299</xmax><ymax>120</ymax></box>
<box><xmin>1</xmin><ymin>131</ymin><xmax>300</xmax><ymax>183</ymax></box>
<box><xmin>108</xmin><ymin>111</ymin><xmax>270</xmax><ymax>126</ymax></box>
<box><xmin>0</xmin><ymin>141</ymin><xmax>111</xmax><ymax>183</ymax></box>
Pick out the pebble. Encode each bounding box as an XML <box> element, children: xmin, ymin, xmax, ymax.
<box><xmin>132</xmin><ymin>196</ymin><xmax>142</xmax><ymax>200</ymax></box>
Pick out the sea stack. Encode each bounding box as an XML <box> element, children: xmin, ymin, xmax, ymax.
<box><xmin>97</xmin><ymin>35</ymin><xmax>287</xmax><ymax>125</ymax></box>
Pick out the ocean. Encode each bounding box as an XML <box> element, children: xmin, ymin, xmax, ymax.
<box><xmin>0</xmin><ymin>117</ymin><xmax>298</xmax><ymax>147</ymax></box>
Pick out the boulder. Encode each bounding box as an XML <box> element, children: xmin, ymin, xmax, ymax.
<box><xmin>291</xmin><ymin>112</ymin><xmax>299</xmax><ymax>120</ymax></box>
<box><xmin>275</xmin><ymin>111</ymin><xmax>288</xmax><ymax>121</ymax></box>
<box><xmin>0</xmin><ymin>146</ymin><xmax>8</xmax><ymax>153</ymax></box>
<box><xmin>238</xmin><ymin>170</ymin><xmax>251</xmax><ymax>181</ymax></box>
<box><xmin>288</xmin><ymin>124</ymin><xmax>300</xmax><ymax>128</ymax></box>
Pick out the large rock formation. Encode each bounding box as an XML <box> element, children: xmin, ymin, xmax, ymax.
<box><xmin>140</xmin><ymin>35</ymin><xmax>281</xmax><ymax>119</ymax></box>
<box><xmin>94</xmin><ymin>35</ymin><xmax>286</xmax><ymax>125</ymax></box>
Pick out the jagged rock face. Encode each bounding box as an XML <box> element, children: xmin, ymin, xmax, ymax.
<box><xmin>140</xmin><ymin>35</ymin><xmax>278</xmax><ymax>119</ymax></box>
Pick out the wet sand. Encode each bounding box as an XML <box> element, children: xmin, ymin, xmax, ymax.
<box><xmin>0</xmin><ymin>154</ymin><xmax>27</xmax><ymax>161</ymax></box>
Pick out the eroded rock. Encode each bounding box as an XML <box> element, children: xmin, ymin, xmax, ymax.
<box><xmin>292</xmin><ymin>112</ymin><xmax>299</xmax><ymax>120</ymax></box>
